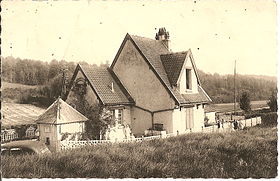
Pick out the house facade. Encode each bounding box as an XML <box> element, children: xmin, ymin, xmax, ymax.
<box><xmin>65</xmin><ymin>28</ymin><xmax>211</xmax><ymax>137</ymax></box>
<box><xmin>36</xmin><ymin>98</ymin><xmax>88</xmax><ymax>152</ymax></box>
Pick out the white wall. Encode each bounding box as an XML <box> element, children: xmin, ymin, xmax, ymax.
<box><xmin>59</xmin><ymin>122</ymin><xmax>84</xmax><ymax>133</ymax></box>
<box><xmin>38</xmin><ymin>124</ymin><xmax>58</xmax><ymax>152</ymax></box>
<box><xmin>193</xmin><ymin>104</ymin><xmax>205</xmax><ymax>131</ymax></box>
<box><xmin>172</xmin><ymin>108</ymin><xmax>186</xmax><ymax>134</ymax></box>
<box><xmin>205</xmin><ymin>112</ymin><xmax>216</xmax><ymax>123</ymax></box>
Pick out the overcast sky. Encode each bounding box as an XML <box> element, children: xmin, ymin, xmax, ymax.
<box><xmin>2</xmin><ymin>0</ymin><xmax>277</xmax><ymax>76</ymax></box>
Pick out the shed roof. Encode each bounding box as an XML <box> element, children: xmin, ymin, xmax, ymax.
<box><xmin>36</xmin><ymin>98</ymin><xmax>88</xmax><ymax>124</ymax></box>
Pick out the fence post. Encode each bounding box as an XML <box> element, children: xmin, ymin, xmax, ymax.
<box><xmin>201</xmin><ymin>126</ymin><xmax>203</xmax><ymax>133</ymax></box>
<box><xmin>177</xmin><ymin>130</ymin><xmax>179</xmax><ymax>135</ymax></box>
<box><xmin>251</xmin><ymin>118</ymin><xmax>253</xmax><ymax>127</ymax></box>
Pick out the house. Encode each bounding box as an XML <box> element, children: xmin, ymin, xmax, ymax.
<box><xmin>36</xmin><ymin>97</ymin><xmax>88</xmax><ymax>152</ymax></box>
<box><xmin>65</xmin><ymin>28</ymin><xmax>212</xmax><ymax>137</ymax></box>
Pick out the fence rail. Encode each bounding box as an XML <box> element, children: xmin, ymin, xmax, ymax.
<box><xmin>60</xmin><ymin>116</ymin><xmax>262</xmax><ymax>150</ymax></box>
<box><xmin>1</xmin><ymin>132</ymin><xmax>19</xmax><ymax>143</ymax></box>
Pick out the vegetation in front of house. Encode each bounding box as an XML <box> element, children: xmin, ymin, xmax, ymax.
<box><xmin>2</xmin><ymin>123</ymin><xmax>277</xmax><ymax>178</ymax></box>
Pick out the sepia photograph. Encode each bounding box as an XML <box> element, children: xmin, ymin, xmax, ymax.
<box><xmin>1</xmin><ymin>0</ymin><xmax>278</xmax><ymax>179</ymax></box>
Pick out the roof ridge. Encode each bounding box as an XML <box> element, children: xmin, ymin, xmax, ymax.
<box><xmin>130</xmin><ymin>34</ymin><xmax>156</xmax><ymax>40</ymax></box>
<box><xmin>160</xmin><ymin>51</ymin><xmax>188</xmax><ymax>56</ymax></box>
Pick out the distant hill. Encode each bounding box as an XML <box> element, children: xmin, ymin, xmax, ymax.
<box><xmin>242</xmin><ymin>74</ymin><xmax>277</xmax><ymax>82</ymax></box>
<box><xmin>197</xmin><ymin>70</ymin><xmax>277</xmax><ymax>103</ymax></box>
<box><xmin>1</xmin><ymin>56</ymin><xmax>277</xmax><ymax>104</ymax></box>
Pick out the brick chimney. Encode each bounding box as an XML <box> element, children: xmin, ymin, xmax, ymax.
<box><xmin>155</xmin><ymin>27</ymin><xmax>170</xmax><ymax>49</ymax></box>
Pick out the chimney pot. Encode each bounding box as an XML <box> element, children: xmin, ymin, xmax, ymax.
<box><xmin>155</xmin><ymin>27</ymin><xmax>170</xmax><ymax>49</ymax></box>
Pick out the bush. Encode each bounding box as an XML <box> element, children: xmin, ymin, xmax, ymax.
<box><xmin>261</xmin><ymin>112</ymin><xmax>277</xmax><ymax>127</ymax></box>
<box><xmin>239</xmin><ymin>92</ymin><xmax>251</xmax><ymax>113</ymax></box>
<box><xmin>244</xmin><ymin>108</ymin><xmax>271</xmax><ymax>119</ymax></box>
<box><xmin>267</xmin><ymin>91</ymin><xmax>277</xmax><ymax>112</ymax></box>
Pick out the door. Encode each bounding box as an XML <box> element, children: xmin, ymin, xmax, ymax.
<box><xmin>45</xmin><ymin>137</ymin><xmax>50</xmax><ymax>145</ymax></box>
<box><xmin>186</xmin><ymin>108</ymin><xmax>194</xmax><ymax>129</ymax></box>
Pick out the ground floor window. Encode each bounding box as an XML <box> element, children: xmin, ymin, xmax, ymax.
<box><xmin>111</xmin><ymin>109</ymin><xmax>123</xmax><ymax>124</ymax></box>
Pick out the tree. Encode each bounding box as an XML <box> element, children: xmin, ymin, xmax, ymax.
<box><xmin>267</xmin><ymin>90</ymin><xmax>277</xmax><ymax>112</ymax></box>
<box><xmin>239</xmin><ymin>91</ymin><xmax>251</xmax><ymax>112</ymax></box>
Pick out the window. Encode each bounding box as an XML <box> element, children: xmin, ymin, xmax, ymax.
<box><xmin>116</xmin><ymin>109</ymin><xmax>123</xmax><ymax>124</ymax></box>
<box><xmin>44</xmin><ymin>126</ymin><xmax>50</xmax><ymax>133</ymax></box>
<box><xmin>186</xmin><ymin>69</ymin><xmax>192</xmax><ymax>90</ymax></box>
<box><xmin>111</xmin><ymin>109</ymin><xmax>123</xmax><ymax>124</ymax></box>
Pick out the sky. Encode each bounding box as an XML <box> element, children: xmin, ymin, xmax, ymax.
<box><xmin>1</xmin><ymin>0</ymin><xmax>277</xmax><ymax>76</ymax></box>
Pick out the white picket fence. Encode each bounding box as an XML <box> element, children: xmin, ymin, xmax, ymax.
<box><xmin>60</xmin><ymin>116</ymin><xmax>262</xmax><ymax>150</ymax></box>
<box><xmin>1</xmin><ymin>132</ymin><xmax>18</xmax><ymax>143</ymax></box>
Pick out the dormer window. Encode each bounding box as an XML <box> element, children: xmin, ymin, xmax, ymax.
<box><xmin>186</xmin><ymin>69</ymin><xmax>192</xmax><ymax>90</ymax></box>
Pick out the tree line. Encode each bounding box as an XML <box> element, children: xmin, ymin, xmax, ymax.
<box><xmin>198</xmin><ymin>70</ymin><xmax>277</xmax><ymax>103</ymax></box>
<box><xmin>1</xmin><ymin>56</ymin><xmax>277</xmax><ymax>106</ymax></box>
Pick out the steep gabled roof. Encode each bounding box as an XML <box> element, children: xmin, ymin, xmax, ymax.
<box><xmin>111</xmin><ymin>34</ymin><xmax>181</xmax><ymax>105</ymax></box>
<box><xmin>110</xmin><ymin>33</ymin><xmax>211</xmax><ymax>105</ymax></box>
<box><xmin>66</xmin><ymin>64</ymin><xmax>134</xmax><ymax>106</ymax></box>
<box><xmin>161</xmin><ymin>52</ymin><xmax>188</xmax><ymax>86</ymax></box>
<box><xmin>181</xmin><ymin>86</ymin><xmax>212</xmax><ymax>104</ymax></box>
<box><xmin>36</xmin><ymin>98</ymin><xmax>88</xmax><ymax>124</ymax></box>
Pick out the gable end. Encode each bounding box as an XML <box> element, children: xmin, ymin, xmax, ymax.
<box><xmin>111</xmin><ymin>34</ymin><xmax>180</xmax><ymax>105</ymax></box>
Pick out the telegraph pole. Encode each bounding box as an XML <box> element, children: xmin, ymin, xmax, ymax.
<box><xmin>234</xmin><ymin>60</ymin><xmax>237</xmax><ymax>117</ymax></box>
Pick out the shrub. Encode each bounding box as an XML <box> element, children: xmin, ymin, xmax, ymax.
<box><xmin>239</xmin><ymin>92</ymin><xmax>251</xmax><ymax>113</ymax></box>
<box><xmin>267</xmin><ymin>90</ymin><xmax>277</xmax><ymax>112</ymax></box>
<box><xmin>261</xmin><ymin>112</ymin><xmax>277</xmax><ymax>127</ymax></box>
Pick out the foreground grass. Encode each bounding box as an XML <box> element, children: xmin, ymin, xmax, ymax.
<box><xmin>2</xmin><ymin>126</ymin><xmax>277</xmax><ymax>178</ymax></box>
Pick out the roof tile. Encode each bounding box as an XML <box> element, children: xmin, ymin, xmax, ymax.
<box><xmin>79</xmin><ymin>64</ymin><xmax>133</xmax><ymax>105</ymax></box>
<box><xmin>36</xmin><ymin>98</ymin><xmax>88</xmax><ymax>124</ymax></box>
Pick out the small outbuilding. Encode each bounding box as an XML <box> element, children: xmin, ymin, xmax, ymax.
<box><xmin>36</xmin><ymin>97</ymin><xmax>88</xmax><ymax>152</ymax></box>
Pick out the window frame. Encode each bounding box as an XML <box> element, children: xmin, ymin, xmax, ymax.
<box><xmin>186</xmin><ymin>68</ymin><xmax>192</xmax><ymax>90</ymax></box>
<box><xmin>44</xmin><ymin>126</ymin><xmax>51</xmax><ymax>133</ymax></box>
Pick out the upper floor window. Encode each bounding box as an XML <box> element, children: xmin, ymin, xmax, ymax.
<box><xmin>186</xmin><ymin>69</ymin><xmax>192</xmax><ymax>90</ymax></box>
<box><xmin>44</xmin><ymin>126</ymin><xmax>51</xmax><ymax>133</ymax></box>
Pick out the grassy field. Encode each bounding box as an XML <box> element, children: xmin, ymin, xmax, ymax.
<box><xmin>2</xmin><ymin>82</ymin><xmax>38</xmax><ymax>89</ymax></box>
<box><xmin>2</xmin><ymin>126</ymin><xmax>277</xmax><ymax>178</ymax></box>
<box><xmin>205</xmin><ymin>100</ymin><xmax>268</xmax><ymax>113</ymax></box>
<box><xmin>2</xmin><ymin>81</ymin><xmax>39</xmax><ymax>103</ymax></box>
<box><xmin>2</xmin><ymin>102</ymin><xmax>45</xmax><ymax>128</ymax></box>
